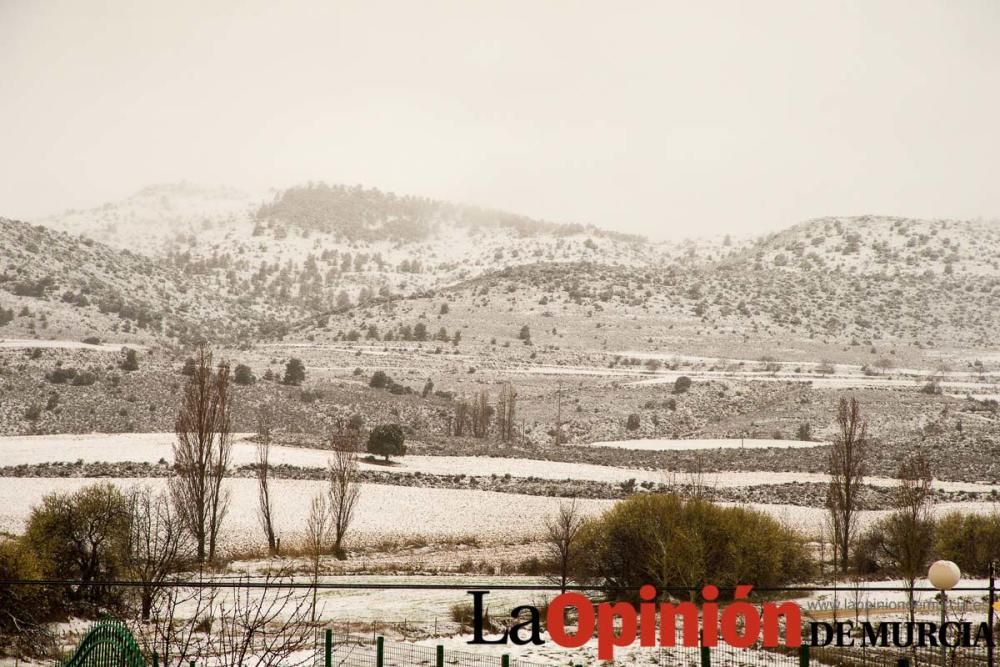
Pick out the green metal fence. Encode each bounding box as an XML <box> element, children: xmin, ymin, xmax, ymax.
<box><xmin>313</xmin><ymin>629</ymin><xmax>819</xmax><ymax>667</ymax></box>
<box><xmin>315</xmin><ymin>629</ymin><xmax>551</xmax><ymax>667</ymax></box>
<box><xmin>312</xmin><ymin>631</ymin><xmax>992</xmax><ymax>667</ymax></box>
<box><xmin>51</xmin><ymin>619</ymin><xmax>991</xmax><ymax>667</ymax></box>
<box><xmin>56</xmin><ymin>618</ymin><xmax>145</xmax><ymax>667</ymax></box>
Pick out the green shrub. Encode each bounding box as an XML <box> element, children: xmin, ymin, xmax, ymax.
<box><xmin>575</xmin><ymin>494</ymin><xmax>813</xmax><ymax>599</ymax></box>
<box><xmin>0</xmin><ymin>537</ymin><xmax>56</xmax><ymax>656</ymax></box>
<box><xmin>233</xmin><ymin>364</ymin><xmax>255</xmax><ymax>385</ymax></box>
<box><xmin>72</xmin><ymin>371</ymin><xmax>97</xmax><ymax>386</ymax></box>
<box><xmin>283</xmin><ymin>358</ymin><xmax>306</xmax><ymax>385</ymax></box>
<box><xmin>120</xmin><ymin>348</ymin><xmax>139</xmax><ymax>372</ymax></box>
<box><xmin>934</xmin><ymin>511</ymin><xmax>1000</xmax><ymax>576</ymax></box>
<box><xmin>24</xmin><ymin>483</ymin><xmax>130</xmax><ymax>609</ymax></box>
<box><xmin>47</xmin><ymin>367</ymin><xmax>78</xmax><ymax>384</ymax></box>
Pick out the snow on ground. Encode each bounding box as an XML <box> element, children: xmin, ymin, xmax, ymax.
<box><xmin>741</xmin><ymin>501</ymin><xmax>1000</xmax><ymax>539</ymax></box>
<box><xmin>584</xmin><ymin>438</ymin><xmax>823</xmax><ymax>452</ymax></box>
<box><xmin>0</xmin><ymin>477</ymin><xmax>614</xmax><ymax>550</ymax></box>
<box><xmin>3</xmin><ymin>434</ymin><xmax>1000</xmax><ymax>495</ymax></box>
<box><xmin>0</xmin><ymin>338</ymin><xmax>145</xmax><ymax>351</ymax></box>
<box><xmin>0</xmin><ymin>471</ymin><xmax>995</xmax><ymax>548</ymax></box>
<box><xmin>627</xmin><ymin>372</ymin><xmax>1000</xmax><ymax>393</ymax></box>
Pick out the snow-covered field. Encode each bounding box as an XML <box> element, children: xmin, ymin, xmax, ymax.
<box><xmin>1</xmin><ymin>472</ymin><xmax>996</xmax><ymax>548</ymax></box>
<box><xmin>583</xmin><ymin>438</ymin><xmax>822</xmax><ymax>451</ymax></box>
<box><xmin>0</xmin><ymin>338</ymin><xmax>144</xmax><ymax>351</ymax></box>
<box><xmin>0</xmin><ymin>477</ymin><xmax>614</xmax><ymax>551</ymax></box>
<box><xmin>741</xmin><ymin>501</ymin><xmax>1000</xmax><ymax>538</ymax></box>
<box><xmin>4</xmin><ymin>434</ymin><xmax>1000</xmax><ymax>495</ymax></box>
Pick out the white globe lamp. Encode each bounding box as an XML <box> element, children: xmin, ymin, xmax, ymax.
<box><xmin>928</xmin><ymin>560</ymin><xmax>961</xmax><ymax>591</ymax></box>
<box><xmin>928</xmin><ymin>560</ymin><xmax>961</xmax><ymax>662</ymax></box>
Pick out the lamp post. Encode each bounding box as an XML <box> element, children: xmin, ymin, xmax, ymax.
<box><xmin>929</xmin><ymin>560</ymin><xmax>961</xmax><ymax>666</ymax></box>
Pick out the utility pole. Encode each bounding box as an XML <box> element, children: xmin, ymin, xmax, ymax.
<box><xmin>989</xmin><ymin>561</ymin><xmax>996</xmax><ymax>667</ymax></box>
<box><xmin>554</xmin><ymin>381</ymin><xmax>562</xmax><ymax>446</ymax></box>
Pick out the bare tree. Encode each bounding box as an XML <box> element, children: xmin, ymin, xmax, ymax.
<box><xmin>827</xmin><ymin>396</ymin><xmax>868</xmax><ymax>573</ymax></box>
<box><xmin>544</xmin><ymin>500</ymin><xmax>584</xmax><ymax>593</ymax></box>
<box><xmin>212</xmin><ymin>571</ymin><xmax>317</xmax><ymax>667</ymax></box>
<box><xmin>453</xmin><ymin>399</ymin><xmax>470</xmax><ymax>436</ymax></box>
<box><xmin>684</xmin><ymin>452</ymin><xmax>711</xmax><ymax>499</ymax></box>
<box><xmin>133</xmin><ymin>577</ymin><xmax>214</xmax><ymax>666</ymax></box>
<box><xmin>304</xmin><ymin>492</ymin><xmax>330</xmax><ymax>622</ymax></box>
<box><xmin>256</xmin><ymin>407</ymin><xmax>278</xmax><ymax>554</ymax></box>
<box><xmin>171</xmin><ymin>348</ymin><xmax>233</xmax><ymax>564</ymax></box>
<box><xmin>125</xmin><ymin>487</ymin><xmax>191</xmax><ymax>622</ymax></box>
<box><xmin>554</xmin><ymin>381</ymin><xmax>563</xmax><ymax>445</ymax></box>
<box><xmin>878</xmin><ymin>452</ymin><xmax>935</xmax><ymax>623</ymax></box>
<box><xmin>496</xmin><ymin>382</ymin><xmax>517</xmax><ymax>442</ymax></box>
<box><xmin>471</xmin><ymin>389</ymin><xmax>492</xmax><ymax>438</ymax></box>
<box><xmin>328</xmin><ymin>436</ymin><xmax>361</xmax><ymax>560</ymax></box>
<box><xmin>135</xmin><ymin>570</ymin><xmax>316</xmax><ymax>667</ymax></box>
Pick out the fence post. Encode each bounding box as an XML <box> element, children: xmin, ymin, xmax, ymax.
<box><xmin>325</xmin><ymin>629</ymin><xmax>332</xmax><ymax>667</ymax></box>
<box><xmin>152</xmin><ymin>652</ymin><xmax>159</xmax><ymax>667</ymax></box>
<box><xmin>700</xmin><ymin>645</ymin><xmax>710</xmax><ymax>667</ymax></box>
<box><xmin>376</xmin><ymin>636</ymin><xmax>384</xmax><ymax>667</ymax></box>
<box><xmin>436</xmin><ymin>644</ymin><xmax>444</xmax><ymax>667</ymax></box>
<box><xmin>896</xmin><ymin>659</ymin><xmax>909</xmax><ymax>667</ymax></box>
<box><xmin>798</xmin><ymin>644</ymin><xmax>809</xmax><ymax>667</ymax></box>
<box><xmin>502</xmin><ymin>655</ymin><xmax>510</xmax><ymax>667</ymax></box>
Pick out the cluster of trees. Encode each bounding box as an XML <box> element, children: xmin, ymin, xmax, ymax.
<box><xmin>368</xmin><ymin>370</ymin><xmax>414</xmax><ymax>395</ymax></box>
<box><xmin>0</xmin><ymin>483</ymin><xmax>188</xmax><ymax>653</ymax></box>
<box><xmin>823</xmin><ymin>396</ymin><xmax>1000</xmax><ymax>623</ymax></box>
<box><xmin>451</xmin><ymin>383</ymin><xmax>518</xmax><ymax>441</ymax></box>
<box><xmin>180</xmin><ymin>357</ymin><xmax>305</xmax><ymax>387</ymax></box>
<box><xmin>2</xmin><ymin>348</ymin><xmax>365</xmax><ymax>657</ymax></box>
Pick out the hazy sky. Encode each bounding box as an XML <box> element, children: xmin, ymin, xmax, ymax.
<box><xmin>2</xmin><ymin>0</ymin><xmax>998</xmax><ymax>240</ymax></box>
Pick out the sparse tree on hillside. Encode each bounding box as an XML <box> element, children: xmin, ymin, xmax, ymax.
<box><xmin>369</xmin><ymin>370</ymin><xmax>389</xmax><ymax>388</ymax></box>
<box><xmin>496</xmin><ymin>382</ymin><xmax>517</xmax><ymax>442</ymax></box>
<box><xmin>233</xmin><ymin>364</ymin><xmax>255</xmax><ymax>385</ymax></box>
<box><xmin>367</xmin><ymin>423</ymin><xmax>406</xmax><ymax>462</ymax></box>
<box><xmin>120</xmin><ymin>347</ymin><xmax>140</xmax><ymax>372</ymax></box>
<box><xmin>827</xmin><ymin>397</ymin><xmax>868</xmax><ymax>573</ymax></box>
<box><xmin>171</xmin><ymin>349</ymin><xmax>232</xmax><ymax>563</ymax></box>
<box><xmin>283</xmin><ymin>358</ymin><xmax>306</xmax><ymax>386</ymax></box>
<box><xmin>797</xmin><ymin>422</ymin><xmax>812</xmax><ymax>441</ymax></box>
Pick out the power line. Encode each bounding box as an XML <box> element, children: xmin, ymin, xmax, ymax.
<box><xmin>0</xmin><ymin>579</ymin><xmax>992</xmax><ymax>593</ymax></box>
